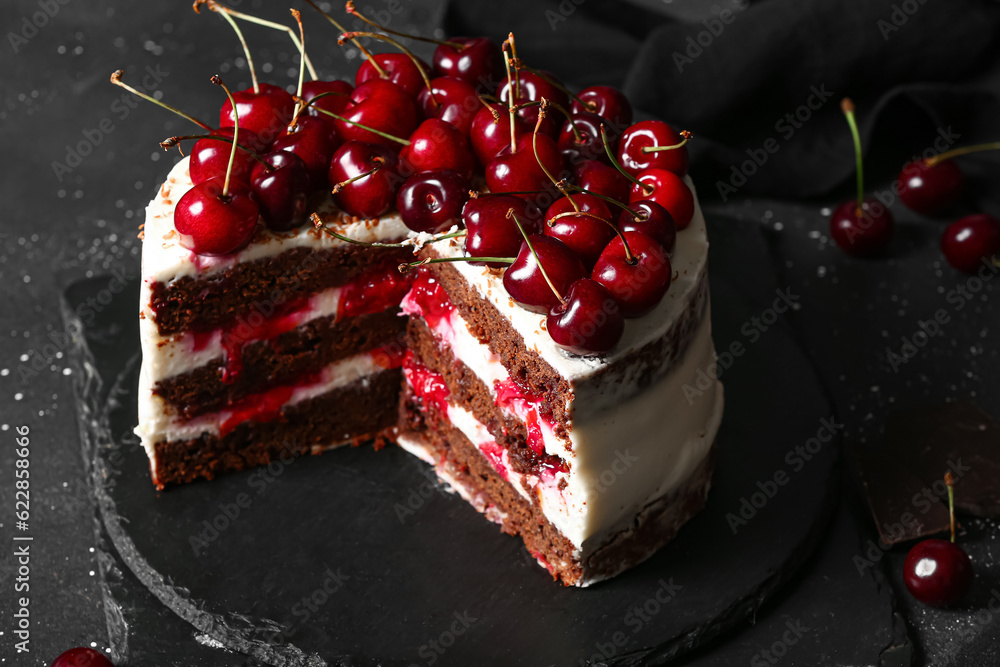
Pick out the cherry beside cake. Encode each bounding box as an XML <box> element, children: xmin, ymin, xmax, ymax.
<box><xmin>131</xmin><ymin>3</ymin><xmax>724</xmax><ymax>587</ymax></box>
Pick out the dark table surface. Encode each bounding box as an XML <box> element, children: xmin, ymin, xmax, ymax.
<box><xmin>1</xmin><ymin>0</ymin><xmax>998</xmax><ymax>665</ymax></box>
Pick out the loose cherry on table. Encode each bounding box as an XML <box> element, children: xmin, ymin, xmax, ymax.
<box><xmin>396</xmin><ymin>169</ymin><xmax>469</xmax><ymax>233</ymax></box>
<box><xmin>355</xmin><ymin>52</ymin><xmax>431</xmax><ymax>99</ymax></box>
<box><xmin>251</xmin><ymin>150</ymin><xmax>311</xmax><ymax>232</ymax></box>
<box><xmin>547</xmin><ymin>278</ymin><xmax>625</xmax><ymax>355</ymax></box>
<box><xmin>464</xmin><ymin>194</ymin><xmax>542</xmax><ymax>266</ymax></box>
<box><xmin>399</xmin><ymin>118</ymin><xmax>476</xmax><ymax>180</ymax></box>
<box><xmin>898</xmin><ymin>158</ymin><xmax>964</xmax><ymax>216</ymax></box>
<box><xmin>543</xmin><ymin>194</ymin><xmax>614</xmax><ymax>268</ymax></box>
<box><xmin>592</xmin><ymin>230</ymin><xmax>672</xmax><ymax>318</ymax></box>
<box><xmin>332</xmin><ymin>79</ymin><xmax>418</xmax><ymax>150</ymax></box>
<box><xmin>629</xmin><ymin>168</ymin><xmax>695</xmax><ymax>229</ymax></box>
<box><xmin>574</xmin><ymin>159</ymin><xmax>631</xmax><ymax>206</ymax></box>
<box><xmin>941</xmin><ymin>214</ymin><xmax>1000</xmax><ymax>273</ymax></box>
<box><xmin>328</xmin><ymin>140</ymin><xmax>401</xmax><ymax>219</ymax></box>
<box><xmin>50</xmin><ymin>647</ymin><xmax>114</xmax><ymax>667</ymax></box>
<box><xmin>470</xmin><ymin>102</ymin><xmax>530</xmax><ymax>166</ymax></box>
<box><xmin>617</xmin><ymin>120</ymin><xmax>689</xmax><ymax>177</ymax></box>
<box><xmin>433</xmin><ymin>37</ymin><xmax>504</xmax><ymax>91</ymax></box>
<box><xmin>503</xmin><ymin>234</ymin><xmax>586</xmax><ymax>313</ymax></box>
<box><xmin>619</xmin><ymin>200</ymin><xmax>677</xmax><ymax>254</ymax></box>
<box><xmin>271</xmin><ymin>115</ymin><xmax>340</xmax><ymax>189</ymax></box>
<box><xmin>572</xmin><ymin>85</ymin><xmax>633</xmax><ymax>128</ymax></box>
<box><xmin>830</xmin><ymin>98</ymin><xmax>894</xmax><ymax>256</ymax></box>
<box><xmin>417</xmin><ymin>76</ymin><xmax>481</xmax><ymax>136</ymax></box>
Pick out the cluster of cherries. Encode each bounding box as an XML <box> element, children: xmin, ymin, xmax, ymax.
<box><xmin>830</xmin><ymin>98</ymin><xmax>1000</xmax><ymax>273</ymax></box>
<box><xmin>117</xmin><ymin>0</ymin><xmax>695</xmax><ymax>356</ymax></box>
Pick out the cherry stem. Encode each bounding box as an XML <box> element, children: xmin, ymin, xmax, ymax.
<box><xmin>841</xmin><ymin>98</ymin><xmax>864</xmax><ymax>214</ymax></box>
<box><xmin>513</xmin><ymin>62</ymin><xmax>591</xmax><ymax>110</ymax></box>
<box><xmin>548</xmin><ymin>209</ymin><xmax>635</xmax><ymax>263</ymax></box>
<box><xmin>338</xmin><ymin>31</ymin><xmax>438</xmax><ymax>107</ymax></box>
<box><xmin>311</xmin><ymin>106</ymin><xmax>410</xmax><ymax>145</ymax></box>
<box><xmin>110</xmin><ymin>70</ymin><xmax>212</xmax><ymax>131</ymax></box>
<box><xmin>928</xmin><ymin>141</ymin><xmax>1000</xmax><ymax>166</ymax></box>
<box><xmin>641</xmin><ymin>130</ymin><xmax>693</xmax><ymax>153</ymax></box>
<box><xmin>195</xmin><ymin>0</ymin><xmax>318</xmax><ymax>80</ymax></box>
<box><xmin>560</xmin><ymin>181</ymin><xmax>643</xmax><ymax>220</ymax></box>
<box><xmin>479</xmin><ymin>189</ymin><xmax>546</xmax><ymax>196</ymax></box>
<box><xmin>301</xmin><ymin>0</ymin><xmax>387</xmax><ymax>78</ymax></box>
<box><xmin>601</xmin><ymin>125</ymin><xmax>654</xmax><ymax>195</ymax></box>
<box><xmin>197</xmin><ymin>1</ymin><xmax>259</xmax><ymax>94</ymax></box>
<box><xmin>478</xmin><ymin>96</ymin><xmax>501</xmax><ymax>121</ymax></box>
<box><xmin>211</xmin><ymin>75</ymin><xmax>240</xmax><ymax>198</ymax></box>
<box><xmin>312</xmin><ymin>213</ymin><xmax>466</xmax><ymax>247</ymax></box>
<box><xmin>945</xmin><ymin>471</ymin><xmax>956</xmax><ymax>543</ymax></box>
<box><xmin>399</xmin><ymin>256</ymin><xmax>514</xmax><ymax>273</ymax></box>
<box><xmin>292</xmin><ymin>9</ymin><xmax>306</xmax><ymax>100</ymax></box>
<box><xmin>508</xmin><ymin>208</ymin><xmax>562</xmax><ymax>302</ymax></box>
<box><xmin>344</xmin><ymin>1</ymin><xmax>465</xmax><ymax>49</ymax></box>
<box><xmin>502</xmin><ymin>49</ymin><xmax>517</xmax><ymax>153</ymax></box>
<box><xmin>330</xmin><ymin>157</ymin><xmax>386</xmax><ymax>193</ymax></box>
<box><xmin>504</xmin><ymin>33</ymin><xmax>521</xmax><ymax>99</ymax></box>
<box><xmin>533</xmin><ymin>100</ymin><xmax>576</xmax><ymax>211</ymax></box>
<box><xmin>160</xmin><ymin>134</ymin><xmax>270</xmax><ymax>168</ymax></box>
<box><xmin>515</xmin><ymin>99</ymin><xmax>580</xmax><ymax>142</ymax></box>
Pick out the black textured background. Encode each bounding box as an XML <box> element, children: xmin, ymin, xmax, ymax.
<box><xmin>1</xmin><ymin>0</ymin><xmax>999</xmax><ymax>664</ymax></box>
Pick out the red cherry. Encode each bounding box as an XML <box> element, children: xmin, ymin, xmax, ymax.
<box><xmin>399</xmin><ymin>118</ymin><xmax>476</xmax><ymax>180</ymax></box>
<box><xmin>543</xmin><ymin>194</ymin><xmax>614</xmax><ymax>268</ymax></box>
<box><xmin>470</xmin><ymin>102</ymin><xmax>530</xmax><ymax>166</ymax></box>
<box><xmin>396</xmin><ymin>169</ymin><xmax>469</xmax><ymax>233</ymax></box>
<box><xmin>558</xmin><ymin>111</ymin><xmax>618</xmax><ymax>168</ymax></box>
<box><xmin>618</xmin><ymin>120</ymin><xmax>688</xmax><ymax>177</ymax></box>
<box><xmin>619</xmin><ymin>200</ymin><xmax>676</xmax><ymax>254</ymax></box>
<box><xmin>903</xmin><ymin>539</ymin><xmax>973</xmax><ymax>607</ymax></box>
<box><xmin>941</xmin><ymin>214</ymin><xmax>1000</xmax><ymax>273</ymax></box>
<box><xmin>574</xmin><ymin>159</ymin><xmax>631</xmax><ymax>206</ymax></box>
<box><xmin>188</xmin><ymin>128</ymin><xmax>262</xmax><ymax>186</ymax></box>
<box><xmin>175</xmin><ymin>177</ymin><xmax>258</xmax><ymax>256</ymax></box>
<box><xmin>898</xmin><ymin>159</ymin><xmax>964</xmax><ymax>216</ymax></box>
<box><xmin>328</xmin><ymin>141</ymin><xmax>400</xmax><ymax>219</ymax></box>
<box><xmin>251</xmin><ymin>151</ymin><xmax>311</xmax><ymax>232</ymax></box>
<box><xmin>592</xmin><ymin>231</ymin><xmax>672</xmax><ymax>318</ymax></box>
<box><xmin>829</xmin><ymin>199</ymin><xmax>894</xmax><ymax>257</ymax></box>
<box><xmin>498</xmin><ymin>70</ymin><xmax>569</xmax><ymax>137</ymax></box>
<box><xmin>218</xmin><ymin>82</ymin><xmax>294</xmax><ymax>143</ymax></box>
<box><xmin>432</xmin><ymin>37</ymin><xmax>503</xmax><ymax>91</ymax></box>
<box><xmin>417</xmin><ymin>76</ymin><xmax>480</xmax><ymax>135</ymax></box>
<box><xmin>464</xmin><ymin>195</ymin><xmax>542</xmax><ymax>267</ymax></box>
<box><xmin>301</xmin><ymin>79</ymin><xmax>353</xmax><ymax>119</ymax></box>
<box><xmin>502</xmin><ymin>235</ymin><xmax>586</xmax><ymax>313</ymax></box>
<box><xmin>547</xmin><ymin>278</ymin><xmax>624</xmax><ymax>355</ymax></box>
<box><xmin>50</xmin><ymin>647</ymin><xmax>114</xmax><ymax>667</ymax></box>
<box><xmin>271</xmin><ymin>116</ymin><xmax>340</xmax><ymax>189</ymax></box>
<box><xmin>572</xmin><ymin>85</ymin><xmax>633</xmax><ymax>128</ymax></box>
<box><xmin>334</xmin><ymin>79</ymin><xmax>417</xmax><ymax>150</ymax></box>
<box><xmin>486</xmin><ymin>132</ymin><xmax>565</xmax><ymax>204</ymax></box>
<box><xmin>356</xmin><ymin>52</ymin><xmax>430</xmax><ymax>99</ymax></box>
<box><xmin>629</xmin><ymin>169</ymin><xmax>695</xmax><ymax>229</ymax></box>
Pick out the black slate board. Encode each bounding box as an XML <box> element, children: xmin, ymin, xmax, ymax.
<box><xmin>64</xmin><ymin>223</ymin><xmax>840</xmax><ymax>667</ymax></box>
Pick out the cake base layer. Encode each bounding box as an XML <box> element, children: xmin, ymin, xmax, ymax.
<box><xmin>398</xmin><ymin>385</ymin><xmax>716</xmax><ymax>587</ymax></box>
<box><xmin>151</xmin><ymin>367</ymin><xmax>401</xmax><ymax>489</ymax></box>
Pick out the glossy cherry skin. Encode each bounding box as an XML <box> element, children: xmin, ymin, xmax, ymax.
<box><xmin>630</xmin><ymin>169</ymin><xmax>695</xmax><ymax>229</ymax></box>
<box><xmin>272</xmin><ymin>116</ymin><xmax>340</xmax><ymax>189</ymax></box>
<box><xmin>572</xmin><ymin>85</ymin><xmax>633</xmax><ymax>128</ymax></box>
<box><xmin>547</xmin><ymin>278</ymin><xmax>624</xmax><ymax>355</ymax></box>
<box><xmin>301</xmin><ymin>79</ymin><xmax>353</xmax><ymax>119</ymax></box>
<box><xmin>470</xmin><ymin>102</ymin><xmax>530</xmax><ymax>166</ymax></box>
<box><xmin>503</xmin><ymin>235</ymin><xmax>587</xmax><ymax>313</ymax></box>
<box><xmin>829</xmin><ymin>199</ymin><xmax>894</xmax><ymax>257</ymax></box>
<box><xmin>463</xmin><ymin>194</ymin><xmax>542</xmax><ymax>267</ymax></box>
<box><xmin>903</xmin><ymin>539</ymin><xmax>973</xmax><ymax>607</ymax></box>
<box><xmin>51</xmin><ymin>647</ymin><xmax>114</xmax><ymax>667</ymax></box>
<box><xmin>396</xmin><ymin>169</ymin><xmax>469</xmax><ymax>233</ymax></box>
<box><xmin>432</xmin><ymin>37</ymin><xmax>503</xmax><ymax>92</ymax></box>
<box><xmin>498</xmin><ymin>70</ymin><xmax>569</xmax><ymax>137</ymax></box>
<box><xmin>574</xmin><ymin>159</ymin><xmax>631</xmax><ymax>206</ymax></box>
<box><xmin>417</xmin><ymin>76</ymin><xmax>480</xmax><ymax>135</ymax></box>
<box><xmin>188</xmin><ymin>127</ymin><xmax>264</xmax><ymax>186</ymax></box>
<box><xmin>619</xmin><ymin>200</ymin><xmax>676</xmax><ymax>254</ymax></box>
<box><xmin>334</xmin><ymin>79</ymin><xmax>418</xmax><ymax>150</ymax></box>
<box><xmin>328</xmin><ymin>141</ymin><xmax>400</xmax><ymax>219</ymax></box>
<box><xmin>219</xmin><ymin>82</ymin><xmax>295</xmax><ymax>143</ymax></box>
<box><xmin>543</xmin><ymin>194</ymin><xmax>614</xmax><ymax>268</ymax></box>
<box><xmin>399</xmin><ymin>118</ymin><xmax>476</xmax><ymax>180</ymax></box>
<box><xmin>898</xmin><ymin>159</ymin><xmax>964</xmax><ymax>216</ymax></box>
<box><xmin>251</xmin><ymin>151</ymin><xmax>311</xmax><ymax>232</ymax></box>
<box><xmin>175</xmin><ymin>177</ymin><xmax>258</xmax><ymax>256</ymax></box>
<box><xmin>941</xmin><ymin>214</ymin><xmax>1000</xmax><ymax>273</ymax></box>
<box><xmin>558</xmin><ymin>111</ymin><xmax>618</xmax><ymax>167</ymax></box>
<box><xmin>356</xmin><ymin>52</ymin><xmax>430</xmax><ymax>99</ymax></box>
<box><xmin>486</xmin><ymin>132</ymin><xmax>566</xmax><ymax>204</ymax></box>
<box><xmin>618</xmin><ymin>120</ymin><xmax>688</xmax><ymax>177</ymax></box>
<box><xmin>592</xmin><ymin>231</ymin><xmax>672</xmax><ymax>318</ymax></box>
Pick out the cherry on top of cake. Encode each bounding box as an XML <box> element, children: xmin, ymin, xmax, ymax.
<box><xmin>118</xmin><ymin>0</ymin><xmax>698</xmax><ymax>356</ymax></box>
